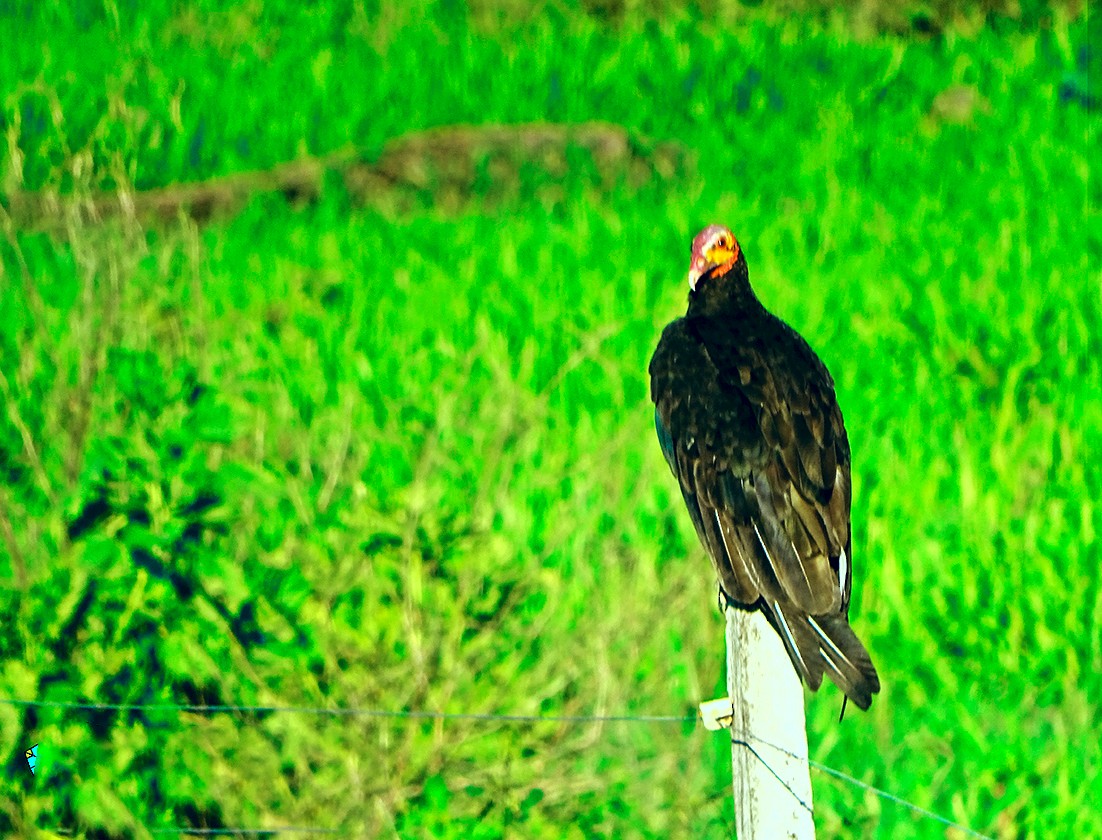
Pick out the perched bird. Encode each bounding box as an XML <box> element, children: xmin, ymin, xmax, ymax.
<box><xmin>649</xmin><ymin>224</ymin><xmax>880</xmax><ymax>710</ymax></box>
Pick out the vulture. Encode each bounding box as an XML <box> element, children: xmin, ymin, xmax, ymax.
<box><xmin>649</xmin><ymin>224</ymin><xmax>880</xmax><ymax>710</ymax></box>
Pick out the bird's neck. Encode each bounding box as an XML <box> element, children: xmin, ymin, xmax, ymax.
<box><xmin>686</xmin><ymin>263</ymin><xmax>762</xmax><ymax>318</ymax></box>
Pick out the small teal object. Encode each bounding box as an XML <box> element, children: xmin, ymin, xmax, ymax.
<box><xmin>25</xmin><ymin>743</ymin><xmax>37</xmax><ymax>776</ymax></box>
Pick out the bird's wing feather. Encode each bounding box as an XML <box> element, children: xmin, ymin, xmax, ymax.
<box><xmin>650</xmin><ymin>321</ymin><xmax>763</xmax><ymax>604</ymax></box>
<box><xmin>651</xmin><ymin>315</ymin><xmax>853</xmax><ymax>610</ymax></box>
<box><xmin>692</xmin><ymin>315</ymin><xmax>853</xmax><ymax>615</ymax></box>
<box><xmin>650</xmin><ymin>308</ymin><xmax>876</xmax><ymax>708</ymax></box>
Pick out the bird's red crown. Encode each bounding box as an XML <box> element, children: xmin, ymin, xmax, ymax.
<box><xmin>688</xmin><ymin>224</ymin><xmax>742</xmax><ymax>290</ymax></box>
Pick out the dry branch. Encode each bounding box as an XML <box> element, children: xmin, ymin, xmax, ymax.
<box><xmin>3</xmin><ymin>122</ymin><xmax>690</xmax><ymax>233</ymax></box>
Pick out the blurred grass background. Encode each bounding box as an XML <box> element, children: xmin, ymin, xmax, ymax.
<box><xmin>0</xmin><ymin>0</ymin><xmax>1099</xmax><ymax>837</ymax></box>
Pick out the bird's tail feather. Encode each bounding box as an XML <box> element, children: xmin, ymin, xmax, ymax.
<box><xmin>763</xmin><ymin>602</ymin><xmax>880</xmax><ymax>711</ymax></box>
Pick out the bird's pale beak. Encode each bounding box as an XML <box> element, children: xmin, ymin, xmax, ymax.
<box><xmin>689</xmin><ymin>245</ymin><xmax>735</xmax><ymax>290</ymax></box>
<box><xmin>688</xmin><ymin>256</ymin><xmax>707</xmax><ymax>290</ymax></box>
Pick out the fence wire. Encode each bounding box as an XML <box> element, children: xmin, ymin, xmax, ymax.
<box><xmin>2</xmin><ymin>697</ymin><xmax>993</xmax><ymax>840</ymax></box>
<box><xmin>149</xmin><ymin>830</ymin><xmax>338</xmax><ymax>836</ymax></box>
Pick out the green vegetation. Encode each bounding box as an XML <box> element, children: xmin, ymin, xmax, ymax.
<box><xmin>1</xmin><ymin>1</ymin><xmax>1098</xmax><ymax>837</ymax></box>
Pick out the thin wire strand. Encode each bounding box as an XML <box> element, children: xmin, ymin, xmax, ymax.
<box><xmin>807</xmin><ymin>760</ymin><xmax>992</xmax><ymax>840</ymax></box>
<box><xmin>0</xmin><ymin>698</ymin><xmax>690</xmax><ymax>723</ymax></box>
<box><xmin>4</xmin><ymin>697</ymin><xmax>991</xmax><ymax>839</ymax></box>
<box><xmin>149</xmin><ymin>830</ymin><xmax>338</xmax><ymax>836</ymax></box>
<box><xmin>731</xmin><ymin>737</ymin><xmax>813</xmax><ymax>815</ymax></box>
<box><xmin>737</xmin><ymin>731</ymin><xmax>994</xmax><ymax>840</ymax></box>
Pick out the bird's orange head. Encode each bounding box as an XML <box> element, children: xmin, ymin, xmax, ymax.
<box><xmin>688</xmin><ymin>224</ymin><xmax>742</xmax><ymax>291</ymax></box>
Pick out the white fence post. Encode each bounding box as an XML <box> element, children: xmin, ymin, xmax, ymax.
<box><xmin>702</xmin><ymin>606</ymin><xmax>816</xmax><ymax>839</ymax></box>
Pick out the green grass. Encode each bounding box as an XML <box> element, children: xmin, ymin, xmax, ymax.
<box><xmin>1</xmin><ymin>1</ymin><xmax>1099</xmax><ymax>837</ymax></box>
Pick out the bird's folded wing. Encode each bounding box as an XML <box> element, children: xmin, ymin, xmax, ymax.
<box><xmin>714</xmin><ymin>335</ymin><xmax>852</xmax><ymax>615</ymax></box>
<box><xmin>651</xmin><ymin>319</ymin><xmax>852</xmax><ymax>616</ymax></box>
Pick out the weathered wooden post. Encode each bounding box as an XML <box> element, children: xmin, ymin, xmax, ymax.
<box><xmin>700</xmin><ymin>606</ymin><xmax>815</xmax><ymax>840</ymax></box>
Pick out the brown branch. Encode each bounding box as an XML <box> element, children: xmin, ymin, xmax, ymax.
<box><xmin>3</xmin><ymin>122</ymin><xmax>691</xmax><ymax>233</ymax></box>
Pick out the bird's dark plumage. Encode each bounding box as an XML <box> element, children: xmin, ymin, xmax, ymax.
<box><xmin>649</xmin><ymin>224</ymin><xmax>880</xmax><ymax>710</ymax></box>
